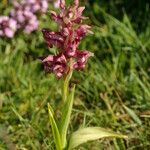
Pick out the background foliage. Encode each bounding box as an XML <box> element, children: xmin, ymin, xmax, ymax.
<box><xmin>0</xmin><ymin>0</ymin><xmax>150</xmax><ymax>149</ymax></box>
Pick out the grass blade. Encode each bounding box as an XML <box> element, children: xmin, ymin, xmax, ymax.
<box><xmin>123</xmin><ymin>105</ymin><xmax>142</xmax><ymax>125</ymax></box>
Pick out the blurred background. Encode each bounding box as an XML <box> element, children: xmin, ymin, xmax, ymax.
<box><xmin>0</xmin><ymin>0</ymin><xmax>150</xmax><ymax>149</ymax></box>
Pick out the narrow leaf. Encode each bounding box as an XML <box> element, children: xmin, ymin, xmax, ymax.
<box><xmin>123</xmin><ymin>105</ymin><xmax>142</xmax><ymax>125</ymax></box>
<box><xmin>68</xmin><ymin>127</ymin><xmax>127</xmax><ymax>150</ymax></box>
<box><xmin>59</xmin><ymin>85</ymin><xmax>75</xmax><ymax>149</ymax></box>
<box><xmin>47</xmin><ymin>103</ymin><xmax>62</xmax><ymax>150</ymax></box>
<box><xmin>11</xmin><ymin>106</ymin><xmax>25</xmax><ymax>122</ymax></box>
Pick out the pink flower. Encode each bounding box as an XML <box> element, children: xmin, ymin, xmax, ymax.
<box><xmin>10</xmin><ymin>1</ymin><xmax>40</xmax><ymax>33</ymax></box>
<box><xmin>41</xmin><ymin>53</ymin><xmax>67</xmax><ymax>78</ymax></box>
<box><xmin>73</xmin><ymin>50</ymin><xmax>94</xmax><ymax>70</ymax></box>
<box><xmin>40</xmin><ymin>0</ymin><xmax>93</xmax><ymax>78</ymax></box>
<box><xmin>0</xmin><ymin>16</ymin><xmax>17</xmax><ymax>38</ymax></box>
<box><xmin>42</xmin><ymin>28</ymin><xmax>64</xmax><ymax>48</ymax></box>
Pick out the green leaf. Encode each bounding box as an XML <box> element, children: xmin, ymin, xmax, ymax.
<box><xmin>68</xmin><ymin>127</ymin><xmax>127</xmax><ymax>150</ymax></box>
<box><xmin>59</xmin><ymin>85</ymin><xmax>75</xmax><ymax>149</ymax></box>
<box><xmin>47</xmin><ymin>103</ymin><xmax>62</xmax><ymax>150</ymax></box>
<box><xmin>123</xmin><ymin>105</ymin><xmax>142</xmax><ymax>125</ymax></box>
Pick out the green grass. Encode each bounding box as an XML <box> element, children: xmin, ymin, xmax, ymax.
<box><xmin>0</xmin><ymin>1</ymin><xmax>150</xmax><ymax>149</ymax></box>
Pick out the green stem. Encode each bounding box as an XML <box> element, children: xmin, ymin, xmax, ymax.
<box><xmin>62</xmin><ymin>59</ymin><xmax>73</xmax><ymax>103</ymax></box>
<box><xmin>62</xmin><ymin>70</ymin><xmax>72</xmax><ymax>103</ymax></box>
<box><xmin>59</xmin><ymin>60</ymin><xmax>75</xmax><ymax>149</ymax></box>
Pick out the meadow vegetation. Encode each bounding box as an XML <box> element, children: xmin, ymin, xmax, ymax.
<box><xmin>0</xmin><ymin>0</ymin><xmax>150</xmax><ymax>149</ymax></box>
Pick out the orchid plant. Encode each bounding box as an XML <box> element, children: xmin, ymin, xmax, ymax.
<box><xmin>40</xmin><ymin>0</ymin><xmax>127</xmax><ymax>149</ymax></box>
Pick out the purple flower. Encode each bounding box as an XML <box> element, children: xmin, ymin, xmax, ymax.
<box><xmin>42</xmin><ymin>28</ymin><xmax>64</xmax><ymax>48</ymax></box>
<box><xmin>26</xmin><ymin>0</ymin><xmax>48</xmax><ymax>13</ymax></box>
<box><xmin>23</xmin><ymin>14</ymin><xmax>39</xmax><ymax>33</ymax></box>
<box><xmin>0</xmin><ymin>0</ymin><xmax>50</xmax><ymax>37</ymax></box>
<box><xmin>10</xmin><ymin>1</ymin><xmax>40</xmax><ymax>33</ymax></box>
<box><xmin>41</xmin><ymin>0</ymin><xmax>93</xmax><ymax>78</ymax></box>
<box><xmin>41</xmin><ymin>53</ymin><xmax>67</xmax><ymax>78</ymax></box>
<box><xmin>73</xmin><ymin>50</ymin><xmax>94</xmax><ymax>70</ymax></box>
<box><xmin>0</xmin><ymin>16</ymin><xmax>17</xmax><ymax>38</ymax></box>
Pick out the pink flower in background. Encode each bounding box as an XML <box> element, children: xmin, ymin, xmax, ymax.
<box><xmin>12</xmin><ymin>0</ymin><xmax>48</xmax><ymax>14</ymax></box>
<box><xmin>26</xmin><ymin>0</ymin><xmax>48</xmax><ymax>13</ymax></box>
<box><xmin>0</xmin><ymin>16</ymin><xmax>17</xmax><ymax>38</ymax></box>
<box><xmin>10</xmin><ymin>0</ymin><xmax>47</xmax><ymax>34</ymax></box>
<box><xmin>11</xmin><ymin>5</ymin><xmax>39</xmax><ymax>33</ymax></box>
<box><xmin>41</xmin><ymin>0</ymin><xmax>93</xmax><ymax>78</ymax></box>
<box><xmin>24</xmin><ymin>15</ymin><xmax>39</xmax><ymax>33</ymax></box>
<box><xmin>0</xmin><ymin>0</ymin><xmax>49</xmax><ymax>38</ymax></box>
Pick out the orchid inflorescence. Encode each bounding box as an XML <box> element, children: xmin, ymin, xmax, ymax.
<box><xmin>41</xmin><ymin>0</ymin><xmax>94</xmax><ymax>78</ymax></box>
<box><xmin>0</xmin><ymin>0</ymin><xmax>49</xmax><ymax>38</ymax></box>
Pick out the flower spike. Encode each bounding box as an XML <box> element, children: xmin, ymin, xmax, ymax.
<box><xmin>40</xmin><ymin>0</ymin><xmax>93</xmax><ymax>78</ymax></box>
